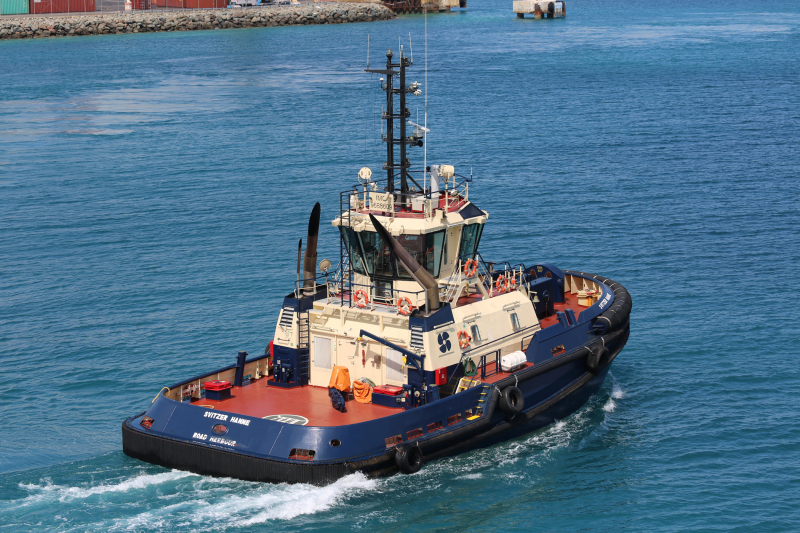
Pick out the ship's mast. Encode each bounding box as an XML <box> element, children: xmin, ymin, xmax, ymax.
<box><xmin>366</xmin><ymin>48</ymin><xmax>422</xmax><ymax>209</ymax></box>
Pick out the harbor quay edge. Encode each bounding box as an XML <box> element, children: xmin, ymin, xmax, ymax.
<box><xmin>0</xmin><ymin>3</ymin><xmax>395</xmax><ymax>40</ymax></box>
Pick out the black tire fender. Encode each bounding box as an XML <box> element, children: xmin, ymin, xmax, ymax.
<box><xmin>395</xmin><ymin>445</ymin><xmax>424</xmax><ymax>474</ymax></box>
<box><xmin>499</xmin><ymin>386</ymin><xmax>524</xmax><ymax>415</ymax></box>
<box><xmin>586</xmin><ymin>346</ymin><xmax>609</xmax><ymax>374</ymax></box>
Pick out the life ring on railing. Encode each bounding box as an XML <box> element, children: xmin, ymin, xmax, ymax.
<box><xmin>457</xmin><ymin>330</ymin><xmax>472</xmax><ymax>349</ymax></box>
<box><xmin>495</xmin><ymin>275</ymin><xmax>508</xmax><ymax>293</ymax></box>
<box><xmin>463</xmin><ymin>259</ymin><xmax>478</xmax><ymax>278</ymax></box>
<box><xmin>397</xmin><ymin>296</ymin><xmax>414</xmax><ymax>316</ymax></box>
<box><xmin>355</xmin><ymin>290</ymin><xmax>369</xmax><ymax>309</ymax></box>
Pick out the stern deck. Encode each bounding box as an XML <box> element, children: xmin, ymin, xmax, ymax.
<box><xmin>192</xmin><ymin>379</ymin><xmax>399</xmax><ymax>427</ymax></box>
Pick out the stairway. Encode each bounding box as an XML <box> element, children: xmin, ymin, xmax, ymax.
<box><xmin>468</xmin><ymin>384</ymin><xmax>492</xmax><ymax>420</ymax></box>
<box><xmin>297</xmin><ymin>311</ymin><xmax>310</xmax><ymax>385</ymax></box>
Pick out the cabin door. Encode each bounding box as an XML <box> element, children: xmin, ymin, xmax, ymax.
<box><xmin>310</xmin><ymin>335</ymin><xmax>334</xmax><ymax>387</ymax></box>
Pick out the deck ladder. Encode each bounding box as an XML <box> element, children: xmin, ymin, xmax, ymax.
<box><xmin>297</xmin><ymin>311</ymin><xmax>311</xmax><ymax>385</ymax></box>
<box><xmin>469</xmin><ymin>384</ymin><xmax>492</xmax><ymax>420</ymax></box>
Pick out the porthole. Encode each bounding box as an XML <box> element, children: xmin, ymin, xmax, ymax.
<box><xmin>211</xmin><ymin>424</ymin><xmax>229</xmax><ymax>435</ymax></box>
<box><xmin>330</xmin><ymin>439</ymin><xmax>341</xmax><ymax>447</ymax></box>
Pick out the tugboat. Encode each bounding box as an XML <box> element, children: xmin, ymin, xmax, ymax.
<box><xmin>122</xmin><ymin>47</ymin><xmax>631</xmax><ymax>485</ymax></box>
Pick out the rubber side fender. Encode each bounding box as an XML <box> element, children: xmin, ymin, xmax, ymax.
<box><xmin>586</xmin><ymin>346</ymin><xmax>610</xmax><ymax>374</ymax></box>
<box><xmin>395</xmin><ymin>445</ymin><xmax>424</xmax><ymax>474</ymax></box>
<box><xmin>498</xmin><ymin>386</ymin><xmax>524</xmax><ymax>415</ymax></box>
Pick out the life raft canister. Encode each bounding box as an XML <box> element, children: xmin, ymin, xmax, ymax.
<box><xmin>355</xmin><ymin>289</ymin><xmax>369</xmax><ymax>309</ymax></box>
<box><xmin>397</xmin><ymin>296</ymin><xmax>413</xmax><ymax>316</ymax></box>
<box><xmin>457</xmin><ymin>330</ymin><xmax>472</xmax><ymax>349</ymax></box>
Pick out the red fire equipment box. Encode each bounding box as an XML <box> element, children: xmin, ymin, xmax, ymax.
<box><xmin>204</xmin><ymin>380</ymin><xmax>232</xmax><ymax>401</ymax></box>
<box><xmin>373</xmin><ymin>385</ymin><xmax>403</xmax><ymax>395</ymax></box>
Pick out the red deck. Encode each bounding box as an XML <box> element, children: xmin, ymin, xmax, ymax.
<box><xmin>196</xmin><ymin>294</ymin><xmax>588</xmax><ymax>425</ymax></box>
<box><xmin>539</xmin><ymin>293</ymin><xmax>585</xmax><ymax>328</ymax></box>
<box><xmin>194</xmin><ymin>380</ymin><xmax>399</xmax><ymax>427</ymax></box>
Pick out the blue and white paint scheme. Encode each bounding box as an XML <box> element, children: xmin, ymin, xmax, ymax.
<box><xmin>122</xmin><ymin>45</ymin><xmax>631</xmax><ymax>485</ymax></box>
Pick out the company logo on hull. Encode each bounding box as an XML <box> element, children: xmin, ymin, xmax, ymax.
<box><xmin>437</xmin><ymin>332</ymin><xmax>452</xmax><ymax>353</ymax></box>
<box><xmin>262</xmin><ymin>414</ymin><xmax>309</xmax><ymax>425</ymax></box>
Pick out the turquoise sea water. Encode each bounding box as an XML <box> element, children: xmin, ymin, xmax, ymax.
<box><xmin>2</xmin><ymin>0</ymin><xmax>800</xmax><ymax>530</ymax></box>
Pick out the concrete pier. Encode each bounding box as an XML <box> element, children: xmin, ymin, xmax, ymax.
<box><xmin>0</xmin><ymin>2</ymin><xmax>395</xmax><ymax>40</ymax></box>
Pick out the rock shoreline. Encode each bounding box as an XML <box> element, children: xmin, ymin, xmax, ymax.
<box><xmin>0</xmin><ymin>3</ymin><xmax>394</xmax><ymax>40</ymax></box>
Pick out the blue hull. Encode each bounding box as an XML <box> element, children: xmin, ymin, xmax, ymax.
<box><xmin>122</xmin><ymin>324</ymin><xmax>627</xmax><ymax>485</ymax></box>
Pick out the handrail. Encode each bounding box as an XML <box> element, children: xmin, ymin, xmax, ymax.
<box><xmin>478</xmin><ymin>350</ymin><xmax>502</xmax><ymax>380</ymax></box>
<box><xmin>331</xmin><ymin>280</ymin><xmax>426</xmax><ymax>311</ymax></box>
<box><xmin>339</xmin><ymin>173</ymin><xmax>472</xmax><ymax>222</ymax></box>
<box><xmin>358</xmin><ymin>330</ymin><xmax>424</xmax><ymax>379</ymax></box>
<box><xmin>461</xmin><ymin>322</ymin><xmax>541</xmax><ymax>355</ymax></box>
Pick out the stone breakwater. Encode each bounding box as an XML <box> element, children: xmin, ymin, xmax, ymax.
<box><xmin>0</xmin><ymin>3</ymin><xmax>394</xmax><ymax>40</ymax></box>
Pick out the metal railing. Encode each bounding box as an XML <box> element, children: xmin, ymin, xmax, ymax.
<box><xmin>329</xmin><ymin>279</ymin><xmax>426</xmax><ymax>313</ymax></box>
<box><xmin>339</xmin><ymin>171</ymin><xmax>473</xmax><ymax>224</ymax></box>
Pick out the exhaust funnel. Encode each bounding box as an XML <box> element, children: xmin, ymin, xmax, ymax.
<box><xmin>368</xmin><ymin>214</ymin><xmax>440</xmax><ymax>312</ymax></box>
<box><xmin>303</xmin><ymin>203</ymin><xmax>321</xmax><ymax>296</ymax></box>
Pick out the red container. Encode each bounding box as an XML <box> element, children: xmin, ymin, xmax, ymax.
<box><xmin>30</xmin><ymin>0</ymin><xmax>95</xmax><ymax>13</ymax></box>
<box><xmin>204</xmin><ymin>380</ymin><xmax>231</xmax><ymax>391</ymax></box>
<box><xmin>373</xmin><ymin>385</ymin><xmax>404</xmax><ymax>395</ymax></box>
<box><xmin>132</xmin><ymin>0</ymin><xmax>150</xmax><ymax>9</ymax></box>
<box><xmin>151</xmin><ymin>0</ymin><xmax>224</xmax><ymax>8</ymax></box>
<box><xmin>435</xmin><ymin>367</ymin><xmax>447</xmax><ymax>386</ymax></box>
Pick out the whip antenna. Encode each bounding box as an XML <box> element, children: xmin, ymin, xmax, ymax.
<box><xmin>423</xmin><ymin>6</ymin><xmax>428</xmax><ymax>192</ymax></box>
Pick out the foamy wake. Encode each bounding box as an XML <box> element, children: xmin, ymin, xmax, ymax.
<box><xmin>110</xmin><ymin>472</ymin><xmax>377</xmax><ymax>531</ymax></box>
<box><xmin>15</xmin><ymin>470</ymin><xmax>377</xmax><ymax>531</ymax></box>
<box><xmin>603</xmin><ymin>379</ymin><xmax>626</xmax><ymax>412</ymax></box>
<box><xmin>17</xmin><ymin>470</ymin><xmax>195</xmax><ymax>505</ymax></box>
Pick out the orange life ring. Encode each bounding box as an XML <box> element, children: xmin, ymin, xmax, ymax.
<box><xmin>496</xmin><ymin>275</ymin><xmax>508</xmax><ymax>293</ymax></box>
<box><xmin>355</xmin><ymin>289</ymin><xmax>369</xmax><ymax>308</ymax></box>
<box><xmin>463</xmin><ymin>259</ymin><xmax>478</xmax><ymax>278</ymax></box>
<box><xmin>457</xmin><ymin>330</ymin><xmax>472</xmax><ymax>349</ymax></box>
<box><xmin>397</xmin><ymin>296</ymin><xmax>414</xmax><ymax>316</ymax></box>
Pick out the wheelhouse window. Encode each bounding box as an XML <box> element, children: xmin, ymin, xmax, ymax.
<box><xmin>459</xmin><ymin>223</ymin><xmax>484</xmax><ymax>260</ymax></box>
<box><xmin>470</xmin><ymin>324</ymin><xmax>482</xmax><ymax>342</ymax></box>
<box><xmin>396</xmin><ymin>230</ymin><xmax>445</xmax><ymax>279</ymax></box>
<box><xmin>339</xmin><ymin>227</ymin><xmax>366</xmax><ymax>275</ymax></box>
<box><xmin>340</xmin><ymin>229</ymin><xmax>446</xmax><ymax>280</ymax></box>
<box><xmin>359</xmin><ymin>230</ymin><xmax>395</xmax><ymax>278</ymax></box>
